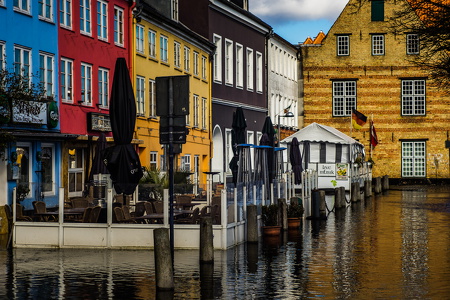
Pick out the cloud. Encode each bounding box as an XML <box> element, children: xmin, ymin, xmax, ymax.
<box><xmin>250</xmin><ymin>0</ymin><xmax>348</xmax><ymax>25</ymax></box>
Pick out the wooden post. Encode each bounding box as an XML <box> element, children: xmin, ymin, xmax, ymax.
<box><xmin>247</xmin><ymin>205</ymin><xmax>258</xmax><ymax>243</ymax></box>
<box><xmin>154</xmin><ymin>228</ymin><xmax>174</xmax><ymax>290</ymax></box>
<box><xmin>277</xmin><ymin>198</ymin><xmax>288</xmax><ymax>231</ymax></box>
<box><xmin>200</xmin><ymin>217</ymin><xmax>214</xmax><ymax>263</ymax></box>
<box><xmin>382</xmin><ymin>175</ymin><xmax>389</xmax><ymax>191</ymax></box>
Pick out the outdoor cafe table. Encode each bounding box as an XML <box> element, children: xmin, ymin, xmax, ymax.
<box><xmin>35</xmin><ymin>208</ymin><xmax>86</xmax><ymax>222</ymax></box>
<box><xmin>134</xmin><ymin>211</ymin><xmax>184</xmax><ymax>224</ymax></box>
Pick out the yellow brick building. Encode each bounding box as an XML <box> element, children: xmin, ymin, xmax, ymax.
<box><xmin>300</xmin><ymin>0</ymin><xmax>450</xmax><ymax>180</ymax></box>
<box><xmin>131</xmin><ymin>3</ymin><xmax>214</xmax><ymax>190</ymax></box>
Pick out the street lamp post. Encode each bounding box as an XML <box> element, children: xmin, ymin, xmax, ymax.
<box><xmin>277</xmin><ymin>111</ymin><xmax>294</xmax><ymax>146</ymax></box>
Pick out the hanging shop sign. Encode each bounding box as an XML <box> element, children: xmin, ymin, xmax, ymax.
<box><xmin>88</xmin><ymin>112</ymin><xmax>111</xmax><ymax>132</ymax></box>
<box><xmin>47</xmin><ymin>101</ymin><xmax>59</xmax><ymax>128</ymax></box>
<box><xmin>12</xmin><ymin>99</ymin><xmax>47</xmax><ymax>125</ymax></box>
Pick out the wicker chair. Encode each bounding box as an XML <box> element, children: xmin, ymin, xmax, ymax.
<box><xmin>71</xmin><ymin>198</ymin><xmax>89</xmax><ymax>208</ymax></box>
<box><xmin>89</xmin><ymin>206</ymin><xmax>101</xmax><ymax>223</ymax></box>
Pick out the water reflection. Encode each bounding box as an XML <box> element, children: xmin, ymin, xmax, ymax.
<box><xmin>1</xmin><ymin>186</ymin><xmax>450</xmax><ymax>299</ymax></box>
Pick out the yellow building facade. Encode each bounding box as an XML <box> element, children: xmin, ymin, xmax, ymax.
<box><xmin>301</xmin><ymin>0</ymin><xmax>450</xmax><ymax>180</ymax></box>
<box><xmin>131</xmin><ymin>5</ymin><xmax>214</xmax><ymax>190</ymax></box>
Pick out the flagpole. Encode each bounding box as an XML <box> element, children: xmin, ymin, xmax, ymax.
<box><xmin>370</xmin><ymin>114</ymin><xmax>373</xmax><ymax>159</ymax></box>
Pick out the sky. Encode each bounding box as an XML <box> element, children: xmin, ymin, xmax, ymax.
<box><xmin>249</xmin><ymin>0</ymin><xmax>349</xmax><ymax>44</ymax></box>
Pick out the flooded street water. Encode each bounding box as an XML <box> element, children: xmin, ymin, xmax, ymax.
<box><xmin>1</xmin><ymin>185</ymin><xmax>450</xmax><ymax>299</ymax></box>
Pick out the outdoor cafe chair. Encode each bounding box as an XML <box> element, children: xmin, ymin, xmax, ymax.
<box><xmin>71</xmin><ymin>198</ymin><xmax>89</xmax><ymax>208</ymax></box>
<box><xmin>122</xmin><ymin>206</ymin><xmax>136</xmax><ymax>223</ymax></box>
<box><xmin>175</xmin><ymin>195</ymin><xmax>194</xmax><ymax>209</ymax></box>
<box><xmin>32</xmin><ymin>201</ymin><xmax>56</xmax><ymax>222</ymax></box>
<box><xmin>144</xmin><ymin>202</ymin><xmax>154</xmax><ymax>215</ymax></box>
<box><xmin>175</xmin><ymin>207</ymin><xmax>200</xmax><ymax>224</ymax></box>
<box><xmin>14</xmin><ymin>203</ymin><xmax>32</xmax><ymax>221</ymax></box>
<box><xmin>152</xmin><ymin>201</ymin><xmax>164</xmax><ymax>214</ymax></box>
<box><xmin>89</xmin><ymin>206</ymin><xmax>101</xmax><ymax>223</ymax></box>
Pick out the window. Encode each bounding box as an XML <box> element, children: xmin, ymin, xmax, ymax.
<box><xmin>371</xmin><ymin>0</ymin><xmax>384</xmax><ymax>21</ymax></box>
<box><xmin>372</xmin><ymin>34</ymin><xmax>384</xmax><ymax>55</ymax></box>
<box><xmin>193</xmin><ymin>94</ymin><xmax>199</xmax><ymax>127</ymax></box>
<box><xmin>14</xmin><ymin>46</ymin><xmax>31</xmax><ymax>79</ymax></box>
<box><xmin>150</xmin><ymin>151</ymin><xmax>158</xmax><ymax>170</ymax></box>
<box><xmin>61</xmin><ymin>58</ymin><xmax>73</xmax><ymax>102</ymax></box>
<box><xmin>256</xmin><ymin>51</ymin><xmax>262</xmax><ymax>93</ymax></box>
<box><xmin>246</xmin><ymin>48</ymin><xmax>253</xmax><ymax>91</ymax></box>
<box><xmin>114</xmin><ymin>7</ymin><xmax>124</xmax><ymax>46</ymax></box>
<box><xmin>80</xmin><ymin>0</ymin><xmax>91</xmax><ymax>35</ymax></box>
<box><xmin>201</xmin><ymin>55</ymin><xmax>207</xmax><ymax>80</ymax></box>
<box><xmin>401</xmin><ymin>79</ymin><xmax>425</xmax><ymax>115</ymax></box>
<box><xmin>332</xmin><ymin>80</ymin><xmax>356</xmax><ymax>116</ymax></box>
<box><xmin>149</xmin><ymin>79</ymin><xmax>156</xmax><ymax>117</ymax></box>
<box><xmin>41</xmin><ymin>144</ymin><xmax>55</xmax><ymax>194</ymax></box>
<box><xmin>174</xmin><ymin>41</ymin><xmax>181</xmax><ymax>68</ymax></box>
<box><xmin>402</xmin><ymin>141</ymin><xmax>426</xmax><ymax>177</ymax></box>
<box><xmin>225</xmin><ymin>39</ymin><xmax>233</xmax><ymax>85</ymax></box>
<box><xmin>160</xmin><ymin>153</ymin><xmax>167</xmax><ymax>171</ymax></box>
<box><xmin>98</xmin><ymin>68</ymin><xmax>109</xmax><ymax>107</ymax></box>
<box><xmin>160</xmin><ymin>35</ymin><xmax>168</xmax><ymax>63</ymax></box>
<box><xmin>213</xmin><ymin>34</ymin><xmax>222</xmax><ymax>83</ymax></box>
<box><xmin>225</xmin><ymin>129</ymin><xmax>232</xmax><ymax>173</ymax></box>
<box><xmin>149</xmin><ymin>30</ymin><xmax>156</xmax><ymax>58</ymax></box>
<box><xmin>13</xmin><ymin>0</ymin><xmax>29</xmax><ymax>13</ymax></box>
<box><xmin>136</xmin><ymin>25</ymin><xmax>144</xmax><ymax>54</ymax></box>
<box><xmin>193</xmin><ymin>51</ymin><xmax>199</xmax><ymax>76</ymax></box>
<box><xmin>236</xmin><ymin>43</ymin><xmax>243</xmax><ymax>88</ymax></box>
<box><xmin>181</xmin><ymin>154</ymin><xmax>191</xmax><ymax>171</ymax></box>
<box><xmin>39</xmin><ymin>0</ymin><xmax>53</xmax><ymax>20</ymax></box>
<box><xmin>68</xmin><ymin>148</ymin><xmax>84</xmax><ymax>197</ymax></box>
<box><xmin>136</xmin><ymin>76</ymin><xmax>145</xmax><ymax>116</ymax></box>
<box><xmin>184</xmin><ymin>46</ymin><xmax>190</xmax><ymax>71</ymax></box>
<box><xmin>171</xmin><ymin>0</ymin><xmax>178</xmax><ymax>21</ymax></box>
<box><xmin>202</xmin><ymin>97</ymin><xmax>207</xmax><ymax>130</ymax></box>
<box><xmin>16</xmin><ymin>144</ymin><xmax>31</xmax><ymax>197</ymax></box>
<box><xmin>0</xmin><ymin>42</ymin><xmax>5</xmax><ymax>70</ymax></box>
<box><xmin>39</xmin><ymin>52</ymin><xmax>54</xmax><ymax>97</ymax></box>
<box><xmin>80</xmin><ymin>63</ymin><xmax>92</xmax><ymax>105</ymax></box>
<box><xmin>337</xmin><ymin>35</ymin><xmax>350</xmax><ymax>56</ymax></box>
<box><xmin>407</xmin><ymin>34</ymin><xmax>419</xmax><ymax>55</ymax></box>
<box><xmin>97</xmin><ymin>0</ymin><xmax>108</xmax><ymax>41</ymax></box>
<box><xmin>60</xmin><ymin>0</ymin><xmax>72</xmax><ymax>28</ymax></box>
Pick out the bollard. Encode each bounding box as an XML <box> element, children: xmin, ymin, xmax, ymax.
<box><xmin>318</xmin><ymin>190</ymin><xmax>326</xmax><ymax>218</ymax></box>
<box><xmin>154</xmin><ymin>228</ymin><xmax>174</xmax><ymax>290</ymax></box>
<box><xmin>247</xmin><ymin>205</ymin><xmax>258</xmax><ymax>243</ymax></box>
<box><xmin>382</xmin><ymin>175</ymin><xmax>389</xmax><ymax>191</ymax></box>
<box><xmin>277</xmin><ymin>198</ymin><xmax>288</xmax><ymax>231</ymax></box>
<box><xmin>310</xmin><ymin>190</ymin><xmax>321</xmax><ymax>219</ymax></box>
<box><xmin>374</xmin><ymin>177</ymin><xmax>382</xmax><ymax>194</ymax></box>
<box><xmin>334</xmin><ymin>187</ymin><xmax>343</xmax><ymax>209</ymax></box>
<box><xmin>340</xmin><ymin>186</ymin><xmax>347</xmax><ymax>208</ymax></box>
<box><xmin>364</xmin><ymin>180</ymin><xmax>372</xmax><ymax>197</ymax></box>
<box><xmin>200</xmin><ymin>216</ymin><xmax>214</xmax><ymax>264</ymax></box>
<box><xmin>351</xmin><ymin>182</ymin><xmax>360</xmax><ymax>202</ymax></box>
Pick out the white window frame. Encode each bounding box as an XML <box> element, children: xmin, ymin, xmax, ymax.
<box><xmin>60</xmin><ymin>0</ymin><xmax>72</xmax><ymax>28</ymax></box>
<box><xmin>98</xmin><ymin>67</ymin><xmax>109</xmax><ymax>108</ymax></box>
<box><xmin>372</xmin><ymin>34</ymin><xmax>384</xmax><ymax>55</ymax></box>
<box><xmin>401</xmin><ymin>79</ymin><xmax>425</xmax><ymax>116</ymax></box>
<box><xmin>16</xmin><ymin>143</ymin><xmax>32</xmax><ymax>196</ymax></box>
<box><xmin>184</xmin><ymin>46</ymin><xmax>190</xmax><ymax>72</ymax></box>
<box><xmin>193</xmin><ymin>94</ymin><xmax>199</xmax><ymax>127</ymax></box>
<box><xmin>68</xmin><ymin>148</ymin><xmax>84</xmax><ymax>197</ymax></box>
<box><xmin>256</xmin><ymin>51</ymin><xmax>262</xmax><ymax>93</ymax></box>
<box><xmin>114</xmin><ymin>6</ymin><xmax>124</xmax><ymax>46</ymax></box>
<box><xmin>337</xmin><ymin>35</ymin><xmax>350</xmax><ymax>56</ymax></box>
<box><xmin>225</xmin><ymin>129</ymin><xmax>233</xmax><ymax>174</ymax></box>
<box><xmin>13</xmin><ymin>0</ymin><xmax>30</xmax><ymax>14</ymax></box>
<box><xmin>136</xmin><ymin>25</ymin><xmax>145</xmax><ymax>54</ymax></box>
<box><xmin>41</xmin><ymin>143</ymin><xmax>55</xmax><ymax>195</ymax></box>
<box><xmin>174</xmin><ymin>41</ymin><xmax>181</xmax><ymax>68</ymax></box>
<box><xmin>407</xmin><ymin>34</ymin><xmax>419</xmax><ymax>55</ymax></box>
<box><xmin>171</xmin><ymin>0</ymin><xmax>178</xmax><ymax>21</ymax></box>
<box><xmin>149</xmin><ymin>79</ymin><xmax>156</xmax><ymax>117</ymax></box>
<box><xmin>402</xmin><ymin>141</ymin><xmax>426</xmax><ymax>177</ymax></box>
<box><xmin>160</xmin><ymin>35</ymin><xmax>168</xmax><ymax>63</ymax></box>
<box><xmin>0</xmin><ymin>42</ymin><xmax>5</xmax><ymax>70</ymax></box>
<box><xmin>39</xmin><ymin>52</ymin><xmax>54</xmax><ymax>97</ymax></box>
<box><xmin>332</xmin><ymin>80</ymin><xmax>356</xmax><ymax>116</ymax></box>
<box><xmin>61</xmin><ymin>58</ymin><xmax>73</xmax><ymax>103</ymax></box>
<box><xmin>246</xmin><ymin>48</ymin><xmax>253</xmax><ymax>91</ymax></box>
<box><xmin>14</xmin><ymin>46</ymin><xmax>31</xmax><ymax>80</ymax></box>
<box><xmin>97</xmin><ymin>0</ymin><xmax>108</xmax><ymax>41</ymax></box>
<box><xmin>150</xmin><ymin>151</ymin><xmax>158</xmax><ymax>170</ymax></box>
<box><xmin>213</xmin><ymin>34</ymin><xmax>222</xmax><ymax>83</ymax></box>
<box><xmin>39</xmin><ymin>0</ymin><xmax>53</xmax><ymax>21</ymax></box>
<box><xmin>193</xmin><ymin>51</ymin><xmax>199</xmax><ymax>76</ymax></box>
<box><xmin>81</xmin><ymin>63</ymin><xmax>92</xmax><ymax>105</ymax></box>
<box><xmin>201</xmin><ymin>97</ymin><xmax>207</xmax><ymax>130</ymax></box>
<box><xmin>136</xmin><ymin>75</ymin><xmax>145</xmax><ymax>116</ymax></box>
<box><xmin>80</xmin><ymin>0</ymin><xmax>91</xmax><ymax>35</ymax></box>
<box><xmin>149</xmin><ymin>30</ymin><xmax>156</xmax><ymax>58</ymax></box>
<box><xmin>225</xmin><ymin>39</ymin><xmax>233</xmax><ymax>86</ymax></box>
<box><xmin>181</xmin><ymin>154</ymin><xmax>191</xmax><ymax>172</ymax></box>
<box><xmin>201</xmin><ymin>55</ymin><xmax>207</xmax><ymax>80</ymax></box>
<box><xmin>236</xmin><ymin>43</ymin><xmax>243</xmax><ymax>88</ymax></box>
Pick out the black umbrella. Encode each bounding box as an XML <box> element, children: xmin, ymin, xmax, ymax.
<box><xmin>289</xmin><ymin>137</ymin><xmax>303</xmax><ymax>184</ymax></box>
<box><xmin>229</xmin><ymin>107</ymin><xmax>246</xmax><ymax>186</ymax></box>
<box><xmin>103</xmin><ymin>58</ymin><xmax>143</xmax><ymax>195</ymax></box>
<box><xmin>89</xmin><ymin>133</ymin><xmax>109</xmax><ymax>182</ymax></box>
<box><xmin>261</xmin><ymin>116</ymin><xmax>276</xmax><ymax>183</ymax></box>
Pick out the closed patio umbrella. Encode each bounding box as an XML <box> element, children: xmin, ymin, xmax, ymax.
<box><xmin>103</xmin><ymin>58</ymin><xmax>143</xmax><ymax>195</ymax></box>
<box><xmin>261</xmin><ymin>116</ymin><xmax>276</xmax><ymax>183</ymax></box>
<box><xmin>89</xmin><ymin>133</ymin><xmax>109</xmax><ymax>182</ymax></box>
<box><xmin>229</xmin><ymin>107</ymin><xmax>247</xmax><ymax>186</ymax></box>
<box><xmin>289</xmin><ymin>137</ymin><xmax>303</xmax><ymax>184</ymax></box>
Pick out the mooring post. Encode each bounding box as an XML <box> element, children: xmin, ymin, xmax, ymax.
<box><xmin>154</xmin><ymin>228</ymin><xmax>174</xmax><ymax>291</ymax></box>
<box><xmin>335</xmin><ymin>187</ymin><xmax>343</xmax><ymax>209</ymax></box>
<box><xmin>247</xmin><ymin>205</ymin><xmax>258</xmax><ymax>243</ymax></box>
<box><xmin>351</xmin><ymin>182</ymin><xmax>360</xmax><ymax>203</ymax></box>
<box><xmin>382</xmin><ymin>175</ymin><xmax>389</xmax><ymax>191</ymax></box>
<box><xmin>364</xmin><ymin>180</ymin><xmax>372</xmax><ymax>197</ymax></box>
<box><xmin>200</xmin><ymin>216</ymin><xmax>214</xmax><ymax>263</ymax></box>
<box><xmin>374</xmin><ymin>177</ymin><xmax>382</xmax><ymax>194</ymax></box>
<box><xmin>277</xmin><ymin>198</ymin><xmax>288</xmax><ymax>231</ymax></box>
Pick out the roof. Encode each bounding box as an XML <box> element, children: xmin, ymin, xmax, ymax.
<box><xmin>281</xmin><ymin>122</ymin><xmax>363</xmax><ymax>146</ymax></box>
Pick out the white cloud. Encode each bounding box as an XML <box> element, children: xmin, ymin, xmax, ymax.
<box><xmin>250</xmin><ymin>0</ymin><xmax>348</xmax><ymax>24</ymax></box>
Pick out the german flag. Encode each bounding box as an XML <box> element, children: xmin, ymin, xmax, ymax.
<box><xmin>351</xmin><ymin>108</ymin><xmax>367</xmax><ymax>130</ymax></box>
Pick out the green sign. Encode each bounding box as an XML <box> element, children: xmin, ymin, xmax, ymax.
<box><xmin>47</xmin><ymin>101</ymin><xmax>59</xmax><ymax>128</ymax></box>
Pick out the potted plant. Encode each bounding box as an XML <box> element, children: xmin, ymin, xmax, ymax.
<box><xmin>261</xmin><ymin>204</ymin><xmax>281</xmax><ymax>236</ymax></box>
<box><xmin>287</xmin><ymin>200</ymin><xmax>304</xmax><ymax>229</ymax></box>
<box><xmin>16</xmin><ymin>182</ymin><xmax>30</xmax><ymax>203</ymax></box>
